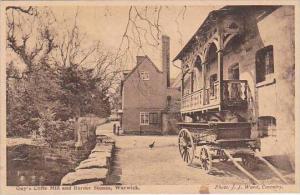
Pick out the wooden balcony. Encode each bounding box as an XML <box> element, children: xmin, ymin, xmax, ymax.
<box><xmin>181</xmin><ymin>80</ymin><xmax>248</xmax><ymax>113</ymax></box>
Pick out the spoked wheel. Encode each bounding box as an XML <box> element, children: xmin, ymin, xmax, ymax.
<box><xmin>241</xmin><ymin>154</ymin><xmax>257</xmax><ymax>170</ymax></box>
<box><xmin>200</xmin><ymin>146</ymin><xmax>212</xmax><ymax>173</ymax></box>
<box><xmin>178</xmin><ymin>129</ymin><xmax>195</xmax><ymax>165</ymax></box>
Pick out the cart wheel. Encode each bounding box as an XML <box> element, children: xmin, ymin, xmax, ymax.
<box><xmin>241</xmin><ymin>154</ymin><xmax>257</xmax><ymax>170</ymax></box>
<box><xmin>200</xmin><ymin>146</ymin><xmax>212</xmax><ymax>173</ymax></box>
<box><xmin>218</xmin><ymin>150</ymin><xmax>228</xmax><ymax>162</ymax></box>
<box><xmin>178</xmin><ymin>129</ymin><xmax>195</xmax><ymax>165</ymax></box>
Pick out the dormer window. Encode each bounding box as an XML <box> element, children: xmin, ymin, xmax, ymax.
<box><xmin>140</xmin><ymin>71</ymin><xmax>149</xmax><ymax>80</ymax></box>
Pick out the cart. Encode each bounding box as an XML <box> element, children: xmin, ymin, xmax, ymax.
<box><xmin>178</xmin><ymin>121</ymin><xmax>260</xmax><ymax>171</ymax></box>
<box><xmin>177</xmin><ymin>121</ymin><xmax>289</xmax><ymax>184</ymax></box>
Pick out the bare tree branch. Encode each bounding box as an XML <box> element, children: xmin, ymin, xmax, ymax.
<box><xmin>6</xmin><ymin>6</ymin><xmax>37</xmax><ymax>15</ymax></box>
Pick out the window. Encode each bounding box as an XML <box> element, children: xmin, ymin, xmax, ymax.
<box><xmin>140</xmin><ymin>112</ymin><xmax>149</xmax><ymax>125</ymax></box>
<box><xmin>140</xmin><ymin>112</ymin><xmax>160</xmax><ymax>125</ymax></box>
<box><xmin>149</xmin><ymin>112</ymin><xmax>160</xmax><ymax>124</ymax></box>
<box><xmin>258</xmin><ymin>116</ymin><xmax>276</xmax><ymax>137</ymax></box>
<box><xmin>228</xmin><ymin>63</ymin><xmax>239</xmax><ymax>80</ymax></box>
<box><xmin>256</xmin><ymin>45</ymin><xmax>274</xmax><ymax>83</ymax></box>
<box><xmin>140</xmin><ymin>71</ymin><xmax>149</xmax><ymax>80</ymax></box>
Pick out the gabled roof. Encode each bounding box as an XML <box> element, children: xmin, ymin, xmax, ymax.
<box><xmin>122</xmin><ymin>55</ymin><xmax>162</xmax><ymax>83</ymax></box>
<box><xmin>173</xmin><ymin>5</ymin><xmax>280</xmax><ymax>62</ymax></box>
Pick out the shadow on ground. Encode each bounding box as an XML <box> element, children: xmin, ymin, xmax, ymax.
<box><xmin>106</xmin><ymin>147</ymin><xmax>122</xmax><ymax>185</ymax></box>
<box><xmin>189</xmin><ymin>155</ymin><xmax>294</xmax><ymax>184</ymax></box>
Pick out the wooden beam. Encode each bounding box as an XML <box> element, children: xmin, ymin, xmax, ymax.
<box><xmin>256</xmin><ymin>153</ymin><xmax>289</xmax><ymax>184</ymax></box>
<box><xmin>202</xmin><ymin>63</ymin><xmax>206</xmax><ymax>105</ymax></box>
<box><xmin>223</xmin><ymin>150</ymin><xmax>261</xmax><ymax>184</ymax></box>
<box><xmin>190</xmin><ymin>71</ymin><xmax>194</xmax><ymax>93</ymax></box>
<box><xmin>217</xmin><ymin>28</ymin><xmax>224</xmax><ymax>108</ymax></box>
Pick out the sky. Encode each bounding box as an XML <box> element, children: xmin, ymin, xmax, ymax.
<box><xmin>50</xmin><ymin>5</ymin><xmax>222</xmax><ymax>78</ymax></box>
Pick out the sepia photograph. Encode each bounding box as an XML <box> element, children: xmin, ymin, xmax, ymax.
<box><xmin>0</xmin><ymin>1</ymin><xmax>299</xmax><ymax>194</ymax></box>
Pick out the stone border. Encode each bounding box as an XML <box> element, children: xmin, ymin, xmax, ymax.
<box><xmin>60</xmin><ymin>134</ymin><xmax>115</xmax><ymax>186</ymax></box>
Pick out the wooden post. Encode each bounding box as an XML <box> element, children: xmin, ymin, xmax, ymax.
<box><xmin>223</xmin><ymin>150</ymin><xmax>261</xmax><ymax>184</ymax></box>
<box><xmin>190</xmin><ymin>71</ymin><xmax>193</xmax><ymax>93</ymax></box>
<box><xmin>202</xmin><ymin>63</ymin><xmax>206</xmax><ymax>105</ymax></box>
<box><xmin>256</xmin><ymin>153</ymin><xmax>289</xmax><ymax>184</ymax></box>
<box><xmin>217</xmin><ymin>29</ymin><xmax>224</xmax><ymax>109</ymax></box>
<box><xmin>217</xmin><ymin>49</ymin><xmax>223</xmax><ymax>109</ymax></box>
<box><xmin>181</xmin><ymin>75</ymin><xmax>184</xmax><ymax>97</ymax></box>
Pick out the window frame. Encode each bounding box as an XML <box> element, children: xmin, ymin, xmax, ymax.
<box><xmin>149</xmin><ymin>112</ymin><xmax>160</xmax><ymax>124</ymax></box>
<box><xmin>258</xmin><ymin>116</ymin><xmax>276</xmax><ymax>138</ymax></box>
<box><xmin>140</xmin><ymin>112</ymin><xmax>149</xmax><ymax>125</ymax></box>
<box><xmin>255</xmin><ymin>45</ymin><xmax>274</xmax><ymax>84</ymax></box>
<box><xmin>140</xmin><ymin>71</ymin><xmax>150</xmax><ymax>80</ymax></box>
<box><xmin>228</xmin><ymin>63</ymin><xmax>240</xmax><ymax>80</ymax></box>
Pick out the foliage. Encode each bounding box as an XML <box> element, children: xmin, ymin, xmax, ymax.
<box><xmin>43</xmin><ymin>120</ymin><xmax>75</xmax><ymax>148</ymax></box>
<box><xmin>6</xmin><ymin>7</ymin><xmax>118</xmax><ymax>144</ymax></box>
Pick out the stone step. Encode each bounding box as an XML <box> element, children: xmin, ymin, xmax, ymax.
<box><xmin>91</xmin><ymin>144</ymin><xmax>113</xmax><ymax>153</ymax></box>
<box><xmin>61</xmin><ymin>168</ymin><xmax>108</xmax><ymax>185</ymax></box>
<box><xmin>76</xmin><ymin>161</ymin><xmax>106</xmax><ymax>170</ymax></box>
<box><xmin>89</xmin><ymin>151</ymin><xmax>111</xmax><ymax>159</ymax></box>
<box><xmin>96</xmin><ymin>135</ymin><xmax>115</xmax><ymax>144</ymax></box>
<box><xmin>80</xmin><ymin>158</ymin><xmax>107</xmax><ymax>166</ymax></box>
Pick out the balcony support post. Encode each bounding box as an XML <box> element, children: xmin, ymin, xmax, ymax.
<box><xmin>181</xmin><ymin>75</ymin><xmax>184</xmax><ymax>97</ymax></box>
<box><xmin>201</xmin><ymin>62</ymin><xmax>207</xmax><ymax>105</ymax></box>
<box><xmin>217</xmin><ymin>31</ymin><xmax>224</xmax><ymax>109</ymax></box>
<box><xmin>190</xmin><ymin>71</ymin><xmax>194</xmax><ymax>93</ymax></box>
<box><xmin>217</xmin><ymin>49</ymin><xmax>224</xmax><ymax>102</ymax></box>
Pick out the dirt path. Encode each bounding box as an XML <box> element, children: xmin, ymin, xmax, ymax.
<box><xmin>97</xmin><ymin>122</ymin><xmax>294</xmax><ymax>185</ymax></box>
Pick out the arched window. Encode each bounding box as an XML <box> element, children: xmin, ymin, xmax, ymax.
<box><xmin>207</xmin><ymin>43</ymin><xmax>217</xmax><ymax>63</ymax></box>
<box><xmin>182</xmin><ymin>72</ymin><xmax>191</xmax><ymax>96</ymax></box>
<box><xmin>194</xmin><ymin>56</ymin><xmax>202</xmax><ymax>71</ymax></box>
<box><xmin>193</xmin><ymin>56</ymin><xmax>202</xmax><ymax>91</ymax></box>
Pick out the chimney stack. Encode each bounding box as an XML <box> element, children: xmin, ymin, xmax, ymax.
<box><xmin>136</xmin><ymin>56</ymin><xmax>145</xmax><ymax>65</ymax></box>
<box><xmin>162</xmin><ymin>35</ymin><xmax>170</xmax><ymax>88</ymax></box>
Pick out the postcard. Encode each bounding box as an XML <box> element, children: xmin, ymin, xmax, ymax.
<box><xmin>0</xmin><ymin>0</ymin><xmax>299</xmax><ymax>194</ymax></box>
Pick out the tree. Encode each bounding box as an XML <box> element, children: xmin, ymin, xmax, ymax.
<box><xmin>6</xmin><ymin>6</ymin><xmax>59</xmax><ymax>137</ymax></box>
<box><xmin>6</xmin><ymin>6</ymin><xmax>119</xmax><ymax>142</ymax></box>
<box><xmin>116</xmin><ymin>6</ymin><xmax>187</xmax><ymax>67</ymax></box>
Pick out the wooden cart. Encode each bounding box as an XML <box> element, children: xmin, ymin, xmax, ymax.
<box><xmin>177</xmin><ymin>121</ymin><xmax>289</xmax><ymax>184</ymax></box>
<box><xmin>177</xmin><ymin>122</ymin><xmax>260</xmax><ymax>172</ymax></box>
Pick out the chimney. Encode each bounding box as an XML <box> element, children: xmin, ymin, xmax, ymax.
<box><xmin>136</xmin><ymin>56</ymin><xmax>145</xmax><ymax>65</ymax></box>
<box><xmin>162</xmin><ymin>35</ymin><xmax>170</xmax><ymax>88</ymax></box>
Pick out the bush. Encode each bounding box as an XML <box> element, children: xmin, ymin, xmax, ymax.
<box><xmin>43</xmin><ymin>120</ymin><xmax>75</xmax><ymax>147</ymax></box>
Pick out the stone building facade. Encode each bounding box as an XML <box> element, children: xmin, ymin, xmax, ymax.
<box><xmin>173</xmin><ymin>6</ymin><xmax>295</xmax><ymax>165</ymax></box>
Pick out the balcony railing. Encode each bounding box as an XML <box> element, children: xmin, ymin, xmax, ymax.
<box><xmin>181</xmin><ymin>80</ymin><xmax>248</xmax><ymax>112</ymax></box>
<box><xmin>222</xmin><ymin>80</ymin><xmax>248</xmax><ymax>107</ymax></box>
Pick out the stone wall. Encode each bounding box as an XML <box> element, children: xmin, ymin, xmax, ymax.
<box><xmin>74</xmin><ymin>117</ymin><xmax>107</xmax><ymax>149</ymax></box>
<box><xmin>61</xmin><ymin>134</ymin><xmax>115</xmax><ymax>185</ymax></box>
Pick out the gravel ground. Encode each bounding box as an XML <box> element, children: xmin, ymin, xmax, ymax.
<box><xmin>97</xmin><ymin>122</ymin><xmax>295</xmax><ymax>185</ymax></box>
